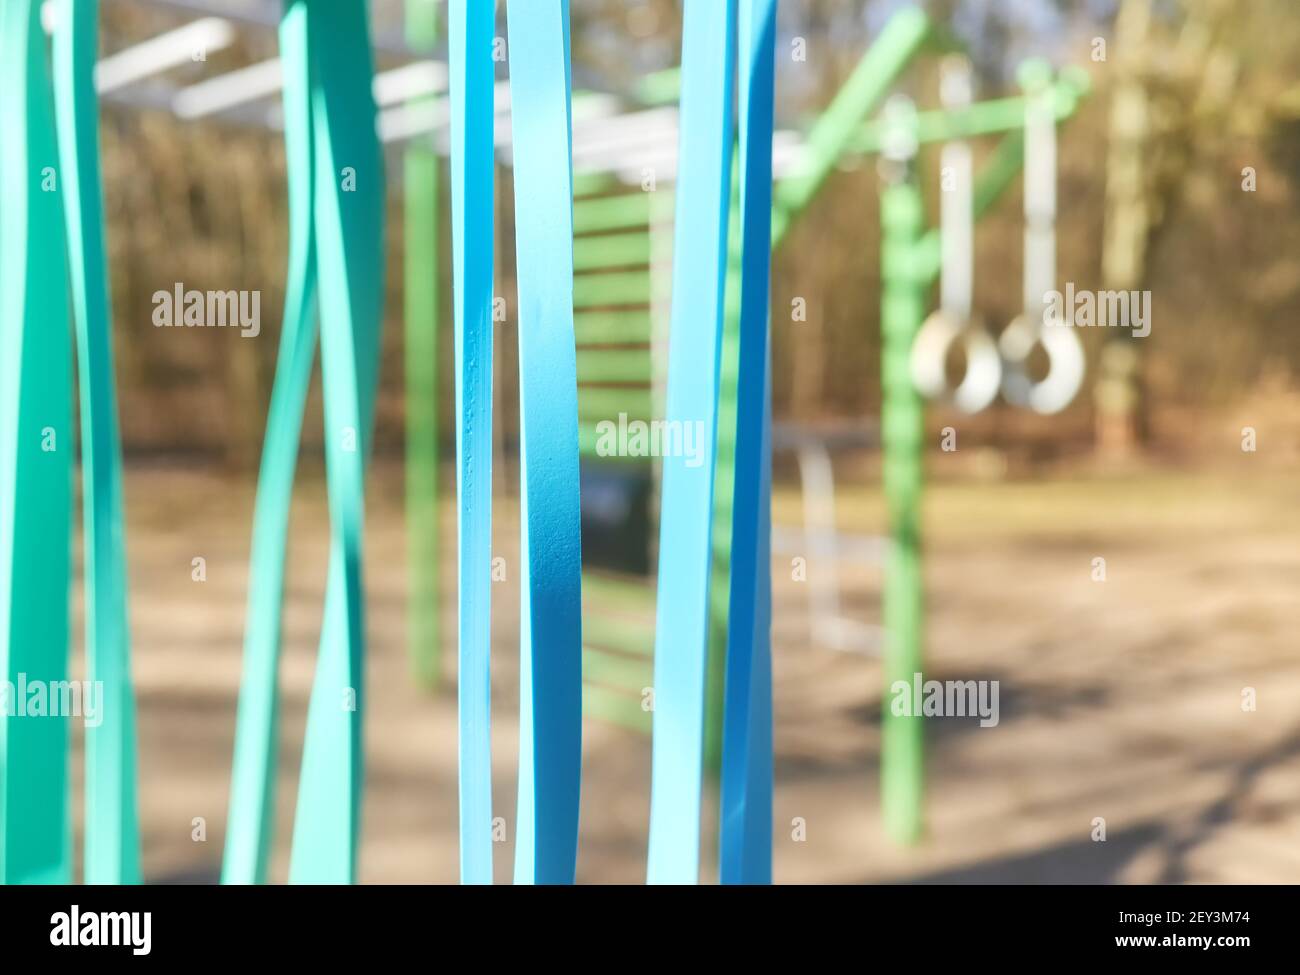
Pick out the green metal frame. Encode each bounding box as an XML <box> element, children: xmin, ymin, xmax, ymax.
<box><xmin>572</xmin><ymin>172</ymin><xmax>663</xmax><ymax>735</ymax></box>
<box><xmin>405</xmin><ymin>0</ymin><xmax>441</xmax><ymax>688</ymax></box>
<box><xmin>874</xmin><ymin>61</ymin><xmax>1090</xmax><ymax>844</ymax></box>
<box><xmin>400</xmin><ymin>9</ymin><xmax>1089</xmax><ymax>845</ymax></box>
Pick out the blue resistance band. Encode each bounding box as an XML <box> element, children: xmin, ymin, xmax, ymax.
<box><xmin>52</xmin><ymin>0</ymin><xmax>143</xmax><ymax>885</ymax></box>
<box><xmin>0</xmin><ymin>0</ymin><xmax>73</xmax><ymax>885</ymax></box>
<box><xmin>720</xmin><ymin>0</ymin><xmax>777</xmax><ymax>886</ymax></box>
<box><xmin>505</xmin><ymin>0</ymin><xmax>583</xmax><ymax>886</ymax></box>
<box><xmin>223</xmin><ymin>0</ymin><xmax>319</xmax><ymax>885</ymax></box>
<box><xmin>448</xmin><ymin>0</ymin><xmax>496</xmax><ymax>886</ymax></box>
<box><xmin>647</xmin><ymin>0</ymin><xmax>738</xmax><ymax>885</ymax></box>
<box><xmin>287</xmin><ymin>0</ymin><xmax>385</xmax><ymax>884</ymax></box>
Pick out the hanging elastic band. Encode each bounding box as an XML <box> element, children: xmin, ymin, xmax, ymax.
<box><xmin>505</xmin><ymin>0</ymin><xmax>583</xmax><ymax>886</ymax></box>
<box><xmin>720</xmin><ymin>0</ymin><xmax>776</xmax><ymax>886</ymax></box>
<box><xmin>223</xmin><ymin>0</ymin><xmax>319</xmax><ymax>885</ymax></box>
<box><xmin>0</xmin><ymin>0</ymin><xmax>74</xmax><ymax>885</ymax></box>
<box><xmin>647</xmin><ymin>0</ymin><xmax>737</xmax><ymax>885</ymax></box>
<box><xmin>447</xmin><ymin>0</ymin><xmax>496</xmax><ymax>886</ymax></box>
<box><xmin>52</xmin><ymin>0</ymin><xmax>142</xmax><ymax>885</ymax></box>
<box><xmin>287</xmin><ymin>0</ymin><xmax>385</xmax><ymax>884</ymax></box>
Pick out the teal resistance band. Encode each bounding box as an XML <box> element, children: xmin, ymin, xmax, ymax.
<box><xmin>223</xmin><ymin>0</ymin><xmax>319</xmax><ymax>885</ymax></box>
<box><xmin>505</xmin><ymin>0</ymin><xmax>583</xmax><ymax>886</ymax></box>
<box><xmin>647</xmin><ymin>0</ymin><xmax>737</xmax><ymax>885</ymax></box>
<box><xmin>0</xmin><ymin>0</ymin><xmax>73</xmax><ymax>885</ymax></box>
<box><xmin>224</xmin><ymin>0</ymin><xmax>383</xmax><ymax>885</ymax></box>
<box><xmin>447</xmin><ymin>0</ymin><xmax>496</xmax><ymax>886</ymax></box>
<box><xmin>52</xmin><ymin>0</ymin><xmax>142</xmax><ymax>885</ymax></box>
<box><xmin>287</xmin><ymin>0</ymin><xmax>385</xmax><ymax>884</ymax></box>
<box><xmin>719</xmin><ymin>0</ymin><xmax>776</xmax><ymax>886</ymax></box>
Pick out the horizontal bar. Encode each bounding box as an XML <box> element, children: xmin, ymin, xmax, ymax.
<box><xmin>574</xmin><ymin>310</ymin><xmax>654</xmax><ymax>343</ymax></box>
<box><xmin>577</xmin><ymin>387</ymin><xmax>654</xmax><ymax>421</ymax></box>
<box><xmin>583</xmin><ymin>645</ymin><xmax>654</xmax><ymax>690</ymax></box>
<box><xmin>573</xmin><ymin>193</ymin><xmax>654</xmax><ymax>233</ymax></box>
<box><xmin>577</xmin><ymin>348</ymin><xmax>654</xmax><ymax>384</ymax></box>
<box><xmin>573</xmin><ymin>231</ymin><xmax>653</xmax><ymax>270</ymax></box>
<box><xmin>573</xmin><ymin>270</ymin><xmax>653</xmax><ymax>307</ymax></box>
<box><xmin>581</xmin><ymin>682</ymin><xmax>653</xmax><ymax>734</ymax></box>
<box><xmin>849</xmin><ymin>72</ymin><xmax>1090</xmax><ymax>156</ymax></box>
<box><xmin>573</xmin><ymin>171</ymin><xmax>618</xmax><ymax>198</ymax></box>
<box><xmin>96</xmin><ymin>17</ymin><xmax>236</xmax><ymax>94</ymax></box>
<box><xmin>583</xmin><ymin>572</ymin><xmax>655</xmax><ymax>609</ymax></box>
<box><xmin>584</xmin><ymin>613</ymin><xmax>655</xmax><ymax>655</ymax></box>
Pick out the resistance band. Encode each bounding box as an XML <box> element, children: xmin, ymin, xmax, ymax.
<box><xmin>447</xmin><ymin>0</ymin><xmax>495</xmax><ymax>886</ymax></box>
<box><xmin>719</xmin><ymin>0</ymin><xmax>777</xmax><ymax>886</ymax></box>
<box><xmin>647</xmin><ymin>0</ymin><xmax>737</xmax><ymax>885</ymax></box>
<box><xmin>505</xmin><ymin>0</ymin><xmax>583</xmax><ymax>886</ymax></box>
<box><xmin>0</xmin><ymin>0</ymin><xmax>73</xmax><ymax>885</ymax></box>
<box><xmin>223</xmin><ymin>0</ymin><xmax>383</xmax><ymax>885</ymax></box>
<box><xmin>52</xmin><ymin>0</ymin><xmax>142</xmax><ymax>884</ymax></box>
<box><xmin>286</xmin><ymin>0</ymin><xmax>385</xmax><ymax>884</ymax></box>
<box><xmin>223</xmin><ymin>0</ymin><xmax>319</xmax><ymax>885</ymax></box>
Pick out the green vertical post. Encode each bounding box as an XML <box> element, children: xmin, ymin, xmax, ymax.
<box><xmin>878</xmin><ymin>107</ymin><xmax>926</xmax><ymax>846</ymax></box>
<box><xmin>405</xmin><ymin>0</ymin><xmax>441</xmax><ymax>687</ymax></box>
<box><xmin>705</xmin><ymin>203</ymin><xmax>743</xmax><ymax>777</ymax></box>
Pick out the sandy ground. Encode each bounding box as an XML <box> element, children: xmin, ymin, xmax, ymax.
<box><xmin>60</xmin><ymin>458</ymin><xmax>1300</xmax><ymax>884</ymax></box>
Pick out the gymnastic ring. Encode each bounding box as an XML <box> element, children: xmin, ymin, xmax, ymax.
<box><xmin>910</xmin><ymin>310</ymin><xmax>1003</xmax><ymax>414</ymax></box>
<box><xmin>998</xmin><ymin>313</ymin><xmax>1085</xmax><ymax>414</ymax></box>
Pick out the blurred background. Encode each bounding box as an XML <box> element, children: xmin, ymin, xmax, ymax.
<box><xmin>65</xmin><ymin>0</ymin><xmax>1300</xmax><ymax>882</ymax></box>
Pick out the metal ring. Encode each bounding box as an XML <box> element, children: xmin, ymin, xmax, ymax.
<box><xmin>998</xmin><ymin>313</ymin><xmax>1085</xmax><ymax>414</ymax></box>
<box><xmin>910</xmin><ymin>310</ymin><xmax>1003</xmax><ymax>414</ymax></box>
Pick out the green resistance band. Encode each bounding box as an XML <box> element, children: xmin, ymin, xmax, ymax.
<box><xmin>447</xmin><ymin>0</ymin><xmax>496</xmax><ymax>885</ymax></box>
<box><xmin>286</xmin><ymin>0</ymin><xmax>385</xmax><ymax>884</ymax></box>
<box><xmin>505</xmin><ymin>0</ymin><xmax>583</xmax><ymax>886</ymax></box>
<box><xmin>223</xmin><ymin>0</ymin><xmax>319</xmax><ymax>886</ymax></box>
<box><xmin>0</xmin><ymin>0</ymin><xmax>73</xmax><ymax>885</ymax></box>
<box><xmin>224</xmin><ymin>0</ymin><xmax>383</xmax><ymax>885</ymax></box>
<box><xmin>53</xmin><ymin>0</ymin><xmax>143</xmax><ymax>886</ymax></box>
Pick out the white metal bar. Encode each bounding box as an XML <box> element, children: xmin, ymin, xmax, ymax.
<box><xmin>172</xmin><ymin>57</ymin><xmax>283</xmax><ymax>119</ymax></box>
<box><xmin>95</xmin><ymin>17</ymin><xmax>237</xmax><ymax>95</ymax></box>
<box><xmin>373</xmin><ymin>59</ymin><xmax>449</xmax><ymax>107</ymax></box>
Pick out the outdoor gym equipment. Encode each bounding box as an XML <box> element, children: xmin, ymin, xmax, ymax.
<box><xmin>0</xmin><ymin>1</ymin><xmax>1091</xmax><ymax>886</ymax></box>
<box><xmin>910</xmin><ymin>59</ymin><xmax>1002</xmax><ymax>414</ymax></box>
<box><xmin>909</xmin><ymin>61</ymin><xmax>1086</xmax><ymax>417</ymax></box>
<box><xmin>874</xmin><ymin>52</ymin><xmax>1089</xmax><ymax>843</ymax></box>
<box><xmin>999</xmin><ymin>62</ymin><xmax>1085</xmax><ymax>415</ymax></box>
